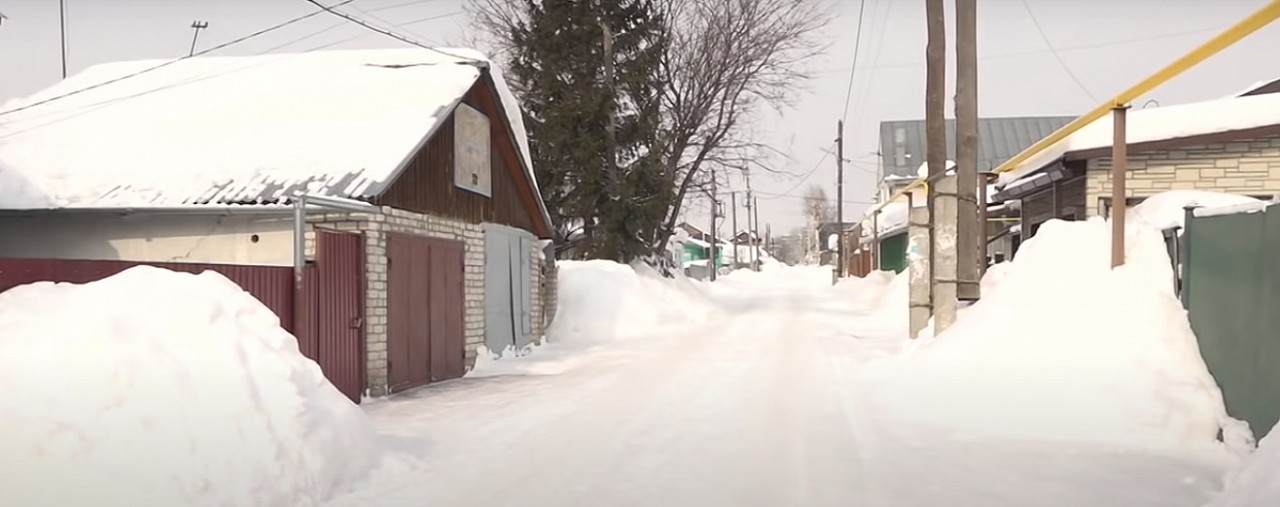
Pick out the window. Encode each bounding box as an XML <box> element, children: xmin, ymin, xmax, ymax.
<box><xmin>894</xmin><ymin>146</ymin><xmax>906</xmax><ymax>167</ymax></box>
<box><xmin>894</xmin><ymin>127</ymin><xmax>906</xmax><ymax>143</ymax></box>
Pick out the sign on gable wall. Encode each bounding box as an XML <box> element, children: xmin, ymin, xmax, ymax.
<box><xmin>454</xmin><ymin>103</ymin><xmax>492</xmax><ymax>197</ymax></box>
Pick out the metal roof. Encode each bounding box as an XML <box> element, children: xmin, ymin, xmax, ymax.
<box><xmin>879</xmin><ymin>116</ymin><xmax>1075</xmax><ymax>178</ymax></box>
<box><xmin>0</xmin><ymin>48</ymin><xmax>548</xmax><ymax>234</ymax></box>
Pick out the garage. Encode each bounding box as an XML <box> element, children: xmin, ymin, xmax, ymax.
<box><xmin>386</xmin><ymin>233</ymin><xmax>466</xmax><ymax>393</ymax></box>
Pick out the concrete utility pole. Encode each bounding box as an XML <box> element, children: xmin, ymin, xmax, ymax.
<box><xmin>1111</xmin><ymin>106</ymin><xmax>1129</xmax><ymax>267</ymax></box>
<box><xmin>731</xmin><ymin>191</ymin><xmax>740</xmax><ymax>267</ymax></box>
<box><xmin>908</xmin><ymin>193</ymin><xmax>932</xmax><ymax>339</ymax></box>
<box><xmin>189</xmin><ymin>21</ymin><xmax>210</xmax><ymax>57</ymax></box>
<box><xmin>926</xmin><ymin>0</ymin><xmax>958</xmax><ymax>333</ymax></box>
<box><xmin>955</xmin><ymin>0</ymin><xmax>981</xmax><ymax>301</ymax></box>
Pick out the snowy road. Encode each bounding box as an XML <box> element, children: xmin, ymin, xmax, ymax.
<box><xmin>327</xmin><ymin>267</ymin><xmax>1233</xmax><ymax>507</ymax></box>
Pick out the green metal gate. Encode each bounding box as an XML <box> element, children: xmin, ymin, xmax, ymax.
<box><xmin>1183</xmin><ymin>204</ymin><xmax>1280</xmax><ymax>439</ymax></box>
<box><xmin>878</xmin><ymin>231</ymin><xmax>909</xmax><ymax>273</ymax></box>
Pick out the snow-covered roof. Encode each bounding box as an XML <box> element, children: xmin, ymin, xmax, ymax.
<box><xmin>0</xmin><ymin>48</ymin><xmax>544</xmax><ymax>217</ymax></box>
<box><xmin>998</xmin><ymin>92</ymin><xmax>1280</xmax><ymax>187</ymax></box>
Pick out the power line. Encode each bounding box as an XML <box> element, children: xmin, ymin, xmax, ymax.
<box><xmin>817</xmin><ymin>26</ymin><xmax>1222</xmax><ymax>74</ymax></box>
<box><xmin>763</xmin><ymin>144</ymin><xmax>836</xmax><ymax>200</ymax></box>
<box><xmin>1019</xmin><ymin>0</ymin><xmax>1098</xmax><ymax>102</ymax></box>
<box><xmin>0</xmin><ymin>3</ymin><xmax>464</xmax><ymax>138</ymax></box>
<box><xmin>302</xmin><ymin>0</ymin><xmax>477</xmax><ymax>61</ymax></box>
<box><xmin>840</xmin><ymin>0</ymin><xmax>869</xmax><ymax>123</ymax></box>
<box><xmin>364</xmin><ymin>0</ymin><xmax>444</xmax><ymax>14</ymax></box>
<box><xmin>0</xmin><ymin>0</ymin><xmax>358</xmax><ymax>119</ymax></box>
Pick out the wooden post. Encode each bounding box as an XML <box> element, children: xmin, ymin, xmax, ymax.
<box><xmin>731</xmin><ymin>192</ymin><xmax>739</xmax><ymax>268</ymax></box>
<box><xmin>836</xmin><ymin>120</ymin><xmax>846</xmax><ymax>278</ymax></box>
<box><xmin>1111</xmin><ymin>105</ymin><xmax>1129</xmax><ymax>268</ymax></box>
<box><xmin>955</xmin><ymin>0</ymin><xmax>980</xmax><ymax>301</ymax></box>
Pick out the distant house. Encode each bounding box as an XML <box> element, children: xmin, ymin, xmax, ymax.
<box><xmin>877</xmin><ymin>116</ymin><xmax>1074</xmax><ymax>201</ymax></box>
<box><xmin>0</xmin><ymin>48</ymin><xmax>555</xmax><ymax>398</ymax></box>
<box><xmin>994</xmin><ymin>91</ymin><xmax>1280</xmax><ymax>241</ymax></box>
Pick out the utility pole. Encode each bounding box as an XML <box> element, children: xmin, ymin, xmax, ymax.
<box><xmin>731</xmin><ymin>191</ymin><xmax>740</xmax><ymax>267</ymax></box>
<box><xmin>60</xmin><ymin>0</ymin><xmax>68</xmax><ymax>79</ymax></box>
<box><xmin>189</xmin><ymin>21</ymin><xmax>210</xmax><ymax>57</ymax></box>
<box><xmin>836</xmin><ymin>120</ymin><xmax>846</xmax><ymax>279</ymax></box>
<box><xmin>753</xmin><ymin>196</ymin><xmax>762</xmax><ymax>271</ymax></box>
<box><xmin>710</xmin><ymin>172</ymin><xmax>719</xmax><ymax>282</ymax></box>
<box><xmin>599</xmin><ymin>17</ymin><xmax>619</xmax><ymax>192</ymax></box>
<box><xmin>955</xmin><ymin>0</ymin><xmax>980</xmax><ymax>301</ymax></box>
<box><xmin>926</xmin><ymin>0</ymin><xmax>958</xmax><ymax>333</ymax></box>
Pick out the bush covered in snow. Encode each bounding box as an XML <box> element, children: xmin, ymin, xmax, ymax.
<box><xmin>858</xmin><ymin>218</ymin><xmax>1245</xmax><ymax>451</ymax></box>
<box><xmin>0</xmin><ymin>266</ymin><xmax>380</xmax><ymax>506</ymax></box>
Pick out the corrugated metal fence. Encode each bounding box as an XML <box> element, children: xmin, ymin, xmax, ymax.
<box><xmin>0</xmin><ymin>233</ymin><xmax>365</xmax><ymax>403</ymax></box>
<box><xmin>1182</xmin><ymin>204</ymin><xmax>1280</xmax><ymax>439</ymax></box>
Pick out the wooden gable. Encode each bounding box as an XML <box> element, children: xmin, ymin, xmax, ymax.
<box><xmin>375</xmin><ymin>72</ymin><xmax>551</xmax><ymax>238</ymax></box>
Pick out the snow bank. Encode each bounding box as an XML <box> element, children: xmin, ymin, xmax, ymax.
<box><xmin>1209</xmin><ymin>429</ymin><xmax>1280</xmax><ymax>506</ymax></box>
<box><xmin>859</xmin><ymin>218</ymin><xmax>1241</xmax><ymax>450</ymax></box>
<box><xmin>544</xmin><ymin>260</ymin><xmax>718</xmax><ymax>345</ymax></box>
<box><xmin>832</xmin><ymin>270</ymin><xmax>896</xmax><ymax>312</ymax></box>
<box><xmin>1130</xmin><ymin>190</ymin><xmax>1262</xmax><ymax>231</ymax></box>
<box><xmin>0</xmin><ymin>266</ymin><xmax>379</xmax><ymax>506</ymax></box>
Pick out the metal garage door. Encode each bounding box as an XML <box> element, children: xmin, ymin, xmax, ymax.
<box><xmin>484</xmin><ymin>224</ymin><xmax>533</xmax><ymax>355</ymax></box>
<box><xmin>387</xmin><ymin>233</ymin><xmax>465</xmax><ymax>393</ymax></box>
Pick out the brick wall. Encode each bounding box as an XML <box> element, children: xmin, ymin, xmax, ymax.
<box><xmin>1084</xmin><ymin>135</ymin><xmax>1280</xmax><ymax>216</ymax></box>
<box><xmin>310</xmin><ymin>206</ymin><xmax>485</xmax><ymax>397</ymax></box>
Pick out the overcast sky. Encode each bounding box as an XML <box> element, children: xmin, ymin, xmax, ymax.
<box><xmin>2</xmin><ymin>0</ymin><xmax>1278</xmax><ymax>234</ymax></box>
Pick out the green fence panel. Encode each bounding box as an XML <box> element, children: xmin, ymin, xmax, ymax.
<box><xmin>879</xmin><ymin>232</ymin><xmax>909</xmax><ymax>273</ymax></box>
<box><xmin>1185</xmin><ymin>206</ymin><xmax>1280</xmax><ymax>439</ymax></box>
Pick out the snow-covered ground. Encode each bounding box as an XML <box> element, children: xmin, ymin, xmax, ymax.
<box><xmin>326</xmin><ymin>216</ymin><xmax>1265</xmax><ymax>506</ymax></box>
<box><xmin>5</xmin><ymin>200</ymin><xmax>1280</xmax><ymax>505</ymax></box>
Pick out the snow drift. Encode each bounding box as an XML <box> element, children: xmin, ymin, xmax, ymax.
<box><xmin>545</xmin><ymin>260</ymin><xmax>718</xmax><ymax>345</ymax></box>
<box><xmin>859</xmin><ymin>218</ymin><xmax>1242</xmax><ymax>450</ymax></box>
<box><xmin>0</xmin><ymin>266</ymin><xmax>379</xmax><ymax>506</ymax></box>
<box><xmin>1209</xmin><ymin>428</ymin><xmax>1280</xmax><ymax>506</ymax></box>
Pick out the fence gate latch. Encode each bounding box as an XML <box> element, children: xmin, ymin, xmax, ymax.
<box><xmin>350</xmin><ymin>317</ymin><xmax>363</xmax><ymax>330</ymax></box>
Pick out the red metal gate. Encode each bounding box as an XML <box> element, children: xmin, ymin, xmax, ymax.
<box><xmin>0</xmin><ymin>237</ymin><xmax>366</xmax><ymax>403</ymax></box>
<box><xmin>306</xmin><ymin>230</ymin><xmax>366</xmax><ymax>402</ymax></box>
<box><xmin>387</xmin><ymin>233</ymin><xmax>465</xmax><ymax>393</ymax></box>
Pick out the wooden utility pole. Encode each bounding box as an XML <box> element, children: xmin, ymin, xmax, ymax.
<box><xmin>1111</xmin><ymin>106</ymin><xmax>1129</xmax><ymax>267</ymax></box>
<box><xmin>926</xmin><ymin>0</ymin><xmax>957</xmax><ymax>332</ymax></box>
<box><xmin>955</xmin><ymin>0</ymin><xmax>980</xmax><ymax>300</ymax></box>
<box><xmin>59</xmin><ymin>0</ymin><xmax>68</xmax><ymax>79</ymax></box>
<box><xmin>731</xmin><ymin>191</ymin><xmax>740</xmax><ymax>267</ymax></box>
<box><xmin>747</xmin><ymin>195</ymin><xmax>757</xmax><ymax>271</ymax></box>
<box><xmin>600</xmin><ymin>17</ymin><xmax>619</xmax><ymax>192</ymax></box>
<box><xmin>189</xmin><ymin>21</ymin><xmax>210</xmax><ymax>57</ymax></box>
<box><xmin>710</xmin><ymin>176</ymin><xmax>719</xmax><ymax>282</ymax></box>
<box><xmin>836</xmin><ymin>120</ymin><xmax>846</xmax><ymax>278</ymax></box>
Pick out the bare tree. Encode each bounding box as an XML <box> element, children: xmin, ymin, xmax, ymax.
<box><xmin>650</xmin><ymin>0</ymin><xmax>830</xmax><ymax>255</ymax></box>
<box><xmin>466</xmin><ymin>0</ymin><xmax>829</xmax><ymax>257</ymax></box>
<box><xmin>800</xmin><ymin>184</ymin><xmax>833</xmax><ymax>261</ymax></box>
